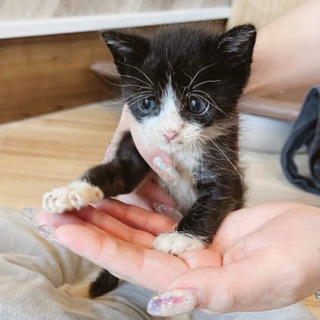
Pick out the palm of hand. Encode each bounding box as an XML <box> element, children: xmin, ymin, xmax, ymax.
<box><xmin>37</xmin><ymin>201</ymin><xmax>319</xmax><ymax>312</ymax></box>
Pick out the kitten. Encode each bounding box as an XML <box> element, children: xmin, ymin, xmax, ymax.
<box><xmin>43</xmin><ymin>25</ymin><xmax>256</xmax><ymax>297</ymax></box>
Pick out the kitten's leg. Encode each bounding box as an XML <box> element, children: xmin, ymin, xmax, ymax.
<box><xmin>60</xmin><ymin>269</ymin><xmax>119</xmax><ymax>298</ymax></box>
<box><xmin>43</xmin><ymin>132</ymin><xmax>150</xmax><ymax>214</ymax></box>
<box><xmin>89</xmin><ymin>269</ymin><xmax>119</xmax><ymax>298</ymax></box>
<box><xmin>153</xmin><ymin>190</ymin><xmax>244</xmax><ymax>255</ymax></box>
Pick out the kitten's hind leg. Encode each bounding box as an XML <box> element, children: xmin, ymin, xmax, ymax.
<box><xmin>59</xmin><ymin>269</ymin><xmax>118</xmax><ymax>298</ymax></box>
<box><xmin>59</xmin><ymin>268</ymin><xmax>101</xmax><ymax>299</ymax></box>
<box><xmin>89</xmin><ymin>269</ymin><xmax>119</xmax><ymax>298</ymax></box>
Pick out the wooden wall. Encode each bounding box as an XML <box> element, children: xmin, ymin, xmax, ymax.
<box><xmin>0</xmin><ymin>32</ymin><xmax>115</xmax><ymax>124</ymax></box>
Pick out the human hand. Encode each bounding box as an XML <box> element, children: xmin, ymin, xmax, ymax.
<box><xmin>35</xmin><ymin>201</ymin><xmax>320</xmax><ymax>316</ymax></box>
<box><xmin>103</xmin><ymin>104</ymin><xmax>176</xmax><ymax>212</ymax></box>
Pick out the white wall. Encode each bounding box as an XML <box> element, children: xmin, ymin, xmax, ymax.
<box><xmin>0</xmin><ymin>0</ymin><xmax>231</xmax><ymax>39</ymax></box>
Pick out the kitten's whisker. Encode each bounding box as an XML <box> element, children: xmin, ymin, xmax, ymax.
<box><xmin>199</xmin><ymin>134</ymin><xmax>244</xmax><ymax>182</ymax></box>
<box><xmin>125</xmin><ymin>90</ymin><xmax>154</xmax><ymax>103</ymax></box>
<box><xmin>98</xmin><ymin>70</ymin><xmax>152</xmax><ymax>89</ymax></box>
<box><xmin>192</xmin><ymin>79</ymin><xmax>221</xmax><ymax>90</ymax></box>
<box><xmin>180</xmin><ymin>70</ymin><xmax>193</xmax><ymax>96</ymax></box>
<box><xmin>182</xmin><ymin>69</ymin><xmax>192</xmax><ymax>81</ymax></box>
<box><xmin>192</xmin><ymin>93</ymin><xmax>226</xmax><ymax>116</ymax></box>
<box><xmin>118</xmin><ymin>62</ymin><xmax>154</xmax><ymax>87</ymax></box>
<box><xmin>96</xmin><ymin>74</ymin><xmax>122</xmax><ymax>88</ymax></box>
<box><xmin>120</xmin><ymin>74</ymin><xmax>153</xmax><ymax>88</ymax></box>
<box><xmin>121</xmin><ymin>84</ymin><xmax>154</xmax><ymax>91</ymax></box>
<box><xmin>126</xmin><ymin>93</ymin><xmax>155</xmax><ymax>107</ymax></box>
<box><xmin>126</xmin><ymin>94</ymin><xmax>153</xmax><ymax>106</ymax></box>
<box><xmin>104</xmin><ymin>99</ymin><xmax>126</xmax><ymax>106</ymax></box>
<box><xmin>187</xmin><ymin>63</ymin><xmax>216</xmax><ymax>90</ymax></box>
<box><xmin>192</xmin><ymin>90</ymin><xmax>222</xmax><ymax>112</ymax></box>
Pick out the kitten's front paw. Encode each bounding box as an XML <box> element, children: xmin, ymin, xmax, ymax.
<box><xmin>152</xmin><ymin>232</ymin><xmax>205</xmax><ymax>255</ymax></box>
<box><xmin>43</xmin><ymin>181</ymin><xmax>104</xmax><ymax>214</ymax></box>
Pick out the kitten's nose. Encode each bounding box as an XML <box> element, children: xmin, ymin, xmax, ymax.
<box><xmin>164</xmin><ymin>131</ymin><xmax>178</xmax><ymax>142</ymax></box>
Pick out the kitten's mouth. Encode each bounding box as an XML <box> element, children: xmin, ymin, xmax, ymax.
<box><xmin>161</xmin><ymin>140</ymin><xmax>185</xmax><ymax>154</ymax></box>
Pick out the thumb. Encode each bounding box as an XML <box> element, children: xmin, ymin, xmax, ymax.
<box><xmin>147</xmin><ymin>249</ymin><xmax>289</xmax><ymax>317</ymax></box>
<box><xmin>126</xmin><ymin>106</ymin><xmax>177</xmax><ymax>183</ymax></box>
<box><xmin>147</xmin><ymin>267</ymin><xmax>236</xmax><ymax>317</ymax></box>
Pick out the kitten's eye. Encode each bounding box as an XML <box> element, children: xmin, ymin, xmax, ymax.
<box><xmin>140</xmin><ymin>98</ymin><xmax>157</xmax><ymax>114</ymax></box>
<box><xmin>189</xmin><ymin>98</ymin><xmax>208</xmax><ymax>115</ymax></box>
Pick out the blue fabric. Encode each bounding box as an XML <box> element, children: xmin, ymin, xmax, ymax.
<box><xmin>281</xmin><ymin>86</ymin><xmax>320</xmax><ymax>195</ymax></box>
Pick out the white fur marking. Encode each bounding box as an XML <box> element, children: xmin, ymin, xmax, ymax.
<box><xmin>59</xmin><ymin>267</ymin><xmax>102</xmax><ymax>299</ymax></box>
<box><xmin>59</xmin><ymin>283</ymin><xmax>91</xmax><ymax>298</ymax></box>
<box><xmin>152</xmin><ymin>232</ymin><xmax>205</xmax><ymax>255</ymax></box>
<box><xmin>42</xmin><ymin>181</ymin><xmax>103</xmax><ymax>214</ymax></box>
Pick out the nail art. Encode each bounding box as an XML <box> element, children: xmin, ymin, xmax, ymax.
<box><xmin>38</xmin><ymin>225</ymin><xmax>59</xmax><ymax>245</ymax></box>
<box><xmin>152</xmin><ymin>202</ymin><xmax>183</xmax><ymax>222</ymax></box>
<box><xmin>147</xmin><ymin>289</ymin><xmax>197</xmax><ymax>317</ymax></box>
<box><xmin>152</xmin><ymin>157</ymin><xmax>179</xmax><ymax>186</ymax></box>
<box><xmin>20</xmin><ymin>207</ymin><xmax>39</xmax><ymax>226</ymax></box>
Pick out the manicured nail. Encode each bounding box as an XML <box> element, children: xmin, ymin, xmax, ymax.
<box><xmin>38</xmin><ymin>225</ymin><xmax>59</xmax><ymax>245</ymax></box>
<box><xmin>147</xmin><ymin>289</ymin><xmax>197</xmax><ymax>316</ymax></box>
<box><xmin>20</xmin><ymin>207</ymin><xmax>39</xmax><ymax>226</ymax></box>
<box><xmin>152</xmin><ymin>202</ymin><xmax>183</xmax><ymax>222</ymax></box>
<box><xmin>152</xmin><ymin>157</ymin><xmax>179</xmax><ymax>186</ymax></box>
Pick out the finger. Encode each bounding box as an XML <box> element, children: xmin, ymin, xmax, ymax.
<box><xmin>126</xmin><ymin>107</ymin><xmax>175</xmax><ymax>174</ymax></box>
<box><xmin>115</xmin><ymin>175</ymin><xmax>175</xmax><ymax>212</ymax></box>
<box><xmin>55</xmin><ymin>224</ymin><xmax>188</xmax><ymax>292</ymax></box>
<box><xmin>71</xmin><ymin>205</ymin><xmax>155</xmax><ymax>247</ymax></box>
<box><xmin>180</xmin><ymin>249</ymin><xmax>222</xmax><ymax>269</ymax></box>
<box><xmin>36</xmin><ymin>210</ymin><xmax>84</xmax><ymax>228</ymax></box>
<box><xmin>160</xmin><ymin>248</ymin><xmax>298</xmax><ymax>316</ymax></box>
<box><xmin>135</xmin><ymin>176</ymin><xmax>175</xmax><ymax>209</ymax></box>
<box><xmin>95</xmin><ymin>198</ymin><xmax>177</xmax><ymax>235</ymax></box>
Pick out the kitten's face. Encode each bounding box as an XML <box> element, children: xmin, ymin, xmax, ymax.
<box><xmin>103</xmin><ymin>26</ymin><xmax>256</xmax><ymax>154</ymax></box>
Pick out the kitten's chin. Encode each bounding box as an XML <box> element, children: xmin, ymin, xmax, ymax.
<box><xmin>158</xmin><ymin>142</ymin><xmax>184</xmax><ymax>154</ymax></box>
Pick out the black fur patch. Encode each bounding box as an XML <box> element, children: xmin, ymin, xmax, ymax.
<box><xmin>90</xmin><ymin>270</ymin><xmax>119</xmax><ymax>298</ymax></box>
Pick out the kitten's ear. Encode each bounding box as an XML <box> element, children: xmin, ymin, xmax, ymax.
<box><xmin>101</xmin><ymin>31</ymin><xmax>150</xmax><ymax>70</ymax></box>
<box><xmin>216</xmin><ymin>24</ymin><xmax>256</xmax><ymax>68</ymax></box>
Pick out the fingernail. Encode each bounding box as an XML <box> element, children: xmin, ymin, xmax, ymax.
<box><xmin>147</xmin><ymin>289</ymin><xmax>197</xmax><ymax>317</ymax></box>
<box><xmin>38</xmin><ymin>225</ymin><xmax>59</xmax><ymax>245</ymax></box>
<box><xmin>152</xmin><ymin>157</ymin><xmax>178</xmax><ymax>186</ymax></box>
<box><xmin>20</xmin><ymin>207</ymin><xmax>39</xmax><ymax>226</ymax></box>
<box><xmin>152</xmin><ymin>202</ymin><xmax>183</xmax><ymax>222</ymax></box>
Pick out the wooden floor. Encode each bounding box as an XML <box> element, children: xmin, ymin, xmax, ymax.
<box><xmin>0</xmin><ymin>102</ymin><xmax>319</xmax><ymax>318</ymax></box>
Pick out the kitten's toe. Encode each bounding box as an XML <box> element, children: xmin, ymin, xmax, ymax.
<box><xmin>42</xmin><ymin>188</ymin><xmax>73</xmax><ymax>214</ymax></box>
<box><xmin>42</xmin><ymin>181</ymin><xmax>104</xmax><ymax>214</ymax></box>
<box><xmin>152</xmin><ymin>232</ymin><xmax>205</xmax><ymax>255</ymax></box>
<box><xmin>68</xmin><ymin>181</ymin><xmax>104</xmax><ymax>210</ymax></box>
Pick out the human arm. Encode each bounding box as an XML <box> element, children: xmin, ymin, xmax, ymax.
<box><xmin>244</xmin><ymin>0</ymin><xmax>320</xmax><ymax>96</ymax></box>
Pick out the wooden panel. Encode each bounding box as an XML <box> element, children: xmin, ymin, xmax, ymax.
<box><xmin>240</xmin><ymin>97</ymin><xmax>301</xmax><ymax>122</ymax></box>
<box><xmin>0</xmin><ymin>32</ymin><xmax>116</xmax><ymax>124</ymax></box>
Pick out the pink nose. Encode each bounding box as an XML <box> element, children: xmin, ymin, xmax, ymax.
<box><xmin>164</xmin><ymin>132</ymin><xmax>178</xmax><ymax>142</ymax></box>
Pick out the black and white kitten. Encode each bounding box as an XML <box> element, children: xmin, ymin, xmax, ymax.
<box><xmin>43</xmin><ymin>25</ymin><xmax>256</xmax><ymax>297</ymax></box>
